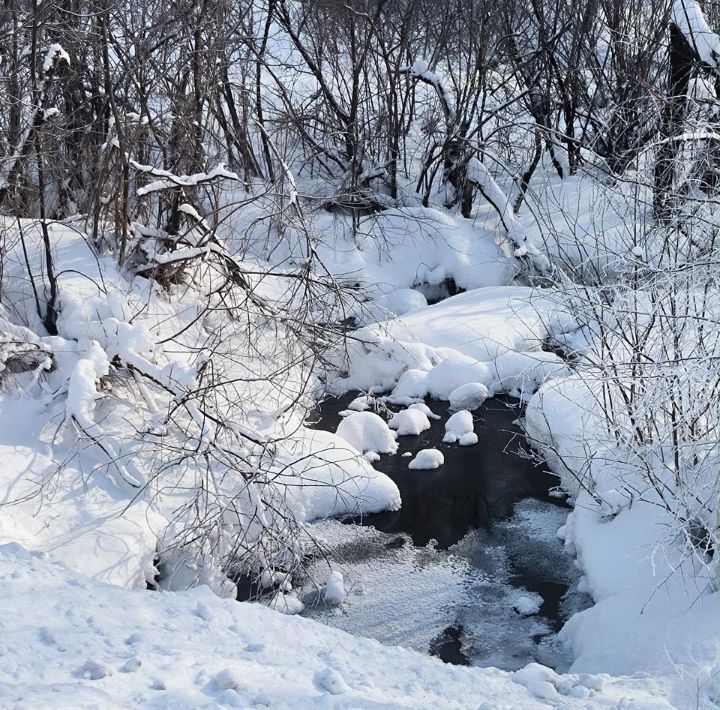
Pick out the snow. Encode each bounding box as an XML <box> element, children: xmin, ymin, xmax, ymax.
<box><xmin>524</xmin><ymin>376</ymin><xmax>720</xmax><ymax>707</ymax></box>
<box><xmin>268</xmin><ymin>592</ymin><xmax>305</xmax><ymax>615</ymax></box>
<box><xmin>65</xmin><ymin>340</ymin><xmax>111</xmax><ymax>430</ymax></box>
<box><xmin>347</xmin><ymin>394</ymin><xmax>372</xmax><ymax>411</ymax></box>
<box><xmin>513</xmin><ymin>593</ymin><xmax>543</xmax><ymax>616</ymax></box>
<box><xmin>335</xmin><ymin>411</ymin><xmax>398</xmax><ymax>455</ymax></box>
<box><xmin>458</xmin><ymin>431</ymin><xmax>479</xmax><ymax>446</ymax></box>
<box><xmin>408</xmin><ymin>401</ymin><xmax>441</xmax><ymax>419</ymax></box>
<box><xmin>327</xmin><ymin>271</ymin><xmax>718</xmax><ymax>705</ymax></box>
<box><xmin>330</xmin><ymin>286</ymin><xmax>572</xmax><ymax>400</ymax></box>
<box><xmin>313</xmin><ymin>208</ymin><xmax>517</xmax><ymax>314</ymax></box>
<box><xmin>0</xmin><ymin>219</ymin><xmax>402</xmax><ymax>595</ymax></box>
<box><xmin>408</xmin><ymin>448</ymin><xmax>444</xmax><ymax>470</ymax></box>
<box><xmin>443</xmin><ymin>410</ymin><xmax>474</xmax><ymax>444</ymax></box>
<box><xmin>42</xmin><ymin>43</ymin><xmax>70</xmax><ymax>73</ymax></box>
<box><xmin>134</xmin><ymin>162</ymin><xmax>242</xmax><ymax>196</ymax></box>
<box><xmin>387</xmin><ymin>407</ymin><xmax>431</xmax><ymax>435</ymax></box>
<box><xmin>0</xmin><ymin>542</ymin><xmax>673</xmax><ymax>709</ymax></box>
<box><xmin>323</xmin><ymin>571</ymin><xmax>346</xmax><ymax>604</ymax></box>
<box><xmin>364</xmin><ymin>288</ymin><xmax>428</xmax><ymax>322</ymax></box>
<box><xmin>277</xmin><ymin>428</ymin><xmax>401</xmax><ymax>521</ymax></box>
<box><xmin>448</xmin><ymin>381</ymin><xmax>489</xmax><ymax>410</ymax></box>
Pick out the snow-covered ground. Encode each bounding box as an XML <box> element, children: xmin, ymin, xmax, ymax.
<box><xmin>0</xmin><ymin>542</ymin><xmax>677</xmax><ymax>709</ymax></box>
<box><xmin>0</xmin><ymin>192</ymin><xmax>716</xmax><ymax>707</ymax></box>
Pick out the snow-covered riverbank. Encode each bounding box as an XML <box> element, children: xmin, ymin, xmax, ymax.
<box><xmin>324</xmin><ymin>286</ymin><xmax>719</xmax><ymax>708</ymax></box>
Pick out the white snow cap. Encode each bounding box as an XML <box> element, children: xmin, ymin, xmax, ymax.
<box><xmin>449</xmin><ymin>382</ymin><xmax>489</xmax><ymax>411</ymax></box>
<box><xmin>336</xmin><ymin>411</ymin><xmax>398</xmax><ymax>454</ymax></box>
<box><xmin>324</xmin><ymin>571</ymin><xmax>346</xmax><ymax>605</ymax></box>
<box><xmin>388</xmin><ymin>408</ymin><xmax>431</xmax><ymax>436</ymax></box>
<box><xmin>348</xmin><ymin>395</ymin><xmax>372</xmax><ymax>411</ymax></box>
<box><xmin>408</xmin><ymin>448</ymin><xmax>444</xmax><ymax>470</ymax></box>
<box><xmin>443</xmin><ymin>410</ymin><xmax>476</xmax><ymax>445</ymax></box>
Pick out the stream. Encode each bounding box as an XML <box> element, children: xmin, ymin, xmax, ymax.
<box><xmin>296</xmin><ymin>393</ymin><xmax>591</xmax><ymax>671</ymax></box>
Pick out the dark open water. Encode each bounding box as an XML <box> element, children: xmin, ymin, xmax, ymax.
<box><xmin>301</xmin><ymin>393</ymin><xmax>590</xmax><ymax>669</ymax></box>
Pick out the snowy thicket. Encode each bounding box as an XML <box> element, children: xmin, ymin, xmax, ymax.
<box><xmin>0</xmin><ymin>217</ymin><xmax>401</xmax><ymax>595</ymax></box>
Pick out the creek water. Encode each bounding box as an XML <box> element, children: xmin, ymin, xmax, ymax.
<box><xmin>297</xmin><ymin>393</ymin><xmax>591</xmax><ymax>671</ymax></box>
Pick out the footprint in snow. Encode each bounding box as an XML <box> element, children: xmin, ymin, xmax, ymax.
<box><xmin>75</xmin><ymin>660</ymin><xmax>112</xmax><ymax>680</ymax></box>
<box><xmin>314</xmin><ymin>666</ymin><xmax>351</xmax><ymax>695</ymax></box>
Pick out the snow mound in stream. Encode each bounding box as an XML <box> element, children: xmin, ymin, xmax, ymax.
<box><xmin>449</xmin><ymin>382</ymin><xmax>489</xmax><ymax>411</ymax></box>
<box><xmin>408</xmin><ymin>448</ymin><xmax>444</xmax><ymax>470</ymax></box>
<box><xmin>336</xmin><ymin>411</ymin><xmax>398</xmax><ymax>454</ymax></box>
<box><xmin>388</xmin><ymin>408</ymin><xmax>431</xmax><ymax>436</ymax></box>
<box><xmin>443</xmin><ymin>410</ymin><xmax>477</xmax><ymax>445</ymax></box>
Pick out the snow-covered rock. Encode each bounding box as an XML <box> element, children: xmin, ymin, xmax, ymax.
<box><xmin>458</xmin><ymin>431</ymin><xmax>478</xmax><ymax>446</ymax></box>
<box><xmin>443</xmin><ymin>410</ymin><xmax>474</xmax><ymax>444</ymax></box>
<box><xmin>448</xmin><ymin>382</ymin><xmax>489</xmax><ymax>411</ymax></box>
<box><xmin>348</xmin><ymin>395</ymin><xmax>372</xmax><ymax>411</ymax></box>
<box><xmin>388</xmin><ymin>408</ymin><xmax>431</xmax><ymax>436</ymax></box>
<box><xmin>324</xmin><ymin>571</ymin><xmax>346</xmax><ymax>605</ymax></box>
<box><xmin>408</xmin><ymin>449</ymin><xmax>444</xmax><ymax>470</ymax></box>
<box><xmin>335</xmin><ymin>411</ymin><xmax>398</xmax><ymax>455</ymax></box>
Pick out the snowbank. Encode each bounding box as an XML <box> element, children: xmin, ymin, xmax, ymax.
<box><xmin>276</xmin><ymin>428</ymin><xmax>401</xmax><ymax>522</ymax></box>
<box><xmin>329</xmin><ymin>286</ymin><xmax>573</xmax><ymax>402</ymax></box>
<box><xmin>524</xmin><ymin>376</ymin><xmax>720</xmax><ymax>707</ymax></box>
<box><xmin>313</xmin><ymin>207</ymin><xmax>518</xmax><ymax>318</ymax></box>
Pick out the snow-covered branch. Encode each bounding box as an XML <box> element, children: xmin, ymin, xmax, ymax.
<box><xmin>400</xmin><ymin>59</ymin><xmax>456</xmax><ymax>127</ymax></box>
<box><xmin>672</xmin><ymin>0</ymin><xmax>720</xmax><ymax>70</ymax></box>
<box><xmin>133</xmin><ymin>163</ymin><xmax>243</xmax><ymax>196</ymax></box>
